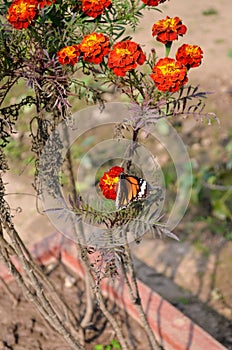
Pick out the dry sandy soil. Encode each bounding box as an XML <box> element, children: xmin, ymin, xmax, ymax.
<box><xmin>1</xmin><ymin>0</ymin><xmax>232</xmax><ymax>349</ymax></box>
<box><xmin>0</xmin><ymin>264</ymin><xmax>150</xmax><ymax>350</ymax></box>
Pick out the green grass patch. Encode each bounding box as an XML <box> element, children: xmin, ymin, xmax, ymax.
<box><xmin>177</xmin><ymin>296</ymin><xmax>190</xmax><ymax>305</ymax></box>
<box><xmin>193</xmin><ymin>239</ymin><xmax>211</xmax><ymax>257</ymax></box>
<box><xmin>228</xmin><ymin>49</ymin><xmax>232</xmax><ymax>59</ymax></box>
<box><xmin>202</xmin><ymin>8</ymin><xmax>218</xmax><ymax>16</ymax></box>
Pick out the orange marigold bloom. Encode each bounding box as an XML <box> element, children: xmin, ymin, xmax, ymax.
<box><xmin>108</xmin><ymin>40</ymin><xmax>146</xmax><ymax>77</ymax></box>
<box><xmin>7</xmin><ymin>0</ymin><xmax>38</xmax><ymax>30</ymax></box>
<box><xmin>99</xmin><ymin>166</ymin><xmax>124</xmax><ymax>200</ymax></box>
<box><xmin>79</xmin><ymin>32</ymin><xmax>110</xmax><ymax>64</ymax></box>
<box><xmin>176</xmin><ymin>44</ymin><xmax>203</xmax><ymax>68</ymax></box>
<box><xmin>57</xmin><ymin>45</ymin><xmax>80</xmax><ymax>66</ymax></box>
<box><xmin>82</xmin><ymin>0</ymin><xmax>111</xmax><ymax>18</ymax></box>
<box><xmin>150</xmin><ymin>57</ymin><xmax>188</xmax><ymax>92</ymax></box>
<box><xmin>141</xmin><ymin>0</ymin><xmax>167</xmax><ymax>6</ymax></box>
<box><xmin>152</xmin><ymin>16</ymin><xmax>187</xmax><ymax>44</ymax></box>
<box><xmin>37</xmin><ymin>0</ymin><xmax>55</xmax><ymax>8</ymax></box>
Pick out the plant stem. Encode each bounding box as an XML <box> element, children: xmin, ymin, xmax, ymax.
<box><xmin>0</xmin><ymin>175</ymin><xmax>84</xmax><ymax>350</ymax></box>
<box><xmin>0</xmin><ymin>230</ymin><xmax>84</xmax><ymax>350</ymax></box>
<box><xmin>74</xmin><ymin>222</ymin><xmax>129</xmax><ymax>350</ymax></box>
<box><xmin>80</xmin><ymin>267</ymin><xmax>94</xmax><ymax>329</ymax></box>
<box><xmin>165</xmin><ymin>42</ymin><xmax>172</xmax><ymax>57</ymax></box>
<box><xmin>123</xmin><ymin>242</ymin><xmax>161</xmax><ymax>350</ymax></box>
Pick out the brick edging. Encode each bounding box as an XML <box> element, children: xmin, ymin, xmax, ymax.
<box><xmin>0</xmin><ymin>232</ymin><xmax>226</xmax><ymax>350</ymax></box>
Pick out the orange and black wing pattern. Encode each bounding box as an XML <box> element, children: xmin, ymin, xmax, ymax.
<box><xmin>116</xmin><ymin>173</ymin><xmax>148</xmax><ymax>210</ymax></box>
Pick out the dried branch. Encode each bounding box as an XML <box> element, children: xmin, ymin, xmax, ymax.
<box><xmin>123</xmin><ymin>242</ymin><xmax>161</xmax><ymax>350</ymax></box>
<box><xmin>0</xmin><ymin>172</ymin><xmax>84</xmax><ymax>350</ymax></box>
<box><xmin>73</xmin><ymin>221</ymin><xmax>130</xmax><ymax>350</ymax></box>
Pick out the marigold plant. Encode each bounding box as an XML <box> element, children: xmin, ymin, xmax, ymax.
<box><xmin>79</xmin><ymin>32</ymin><xmax>110</xmax><ymax>64</ymax></box>
<box><xmin>7</xmin><ymin>0</ymin><xmax>38</xmax><ymax>29</ymax></box>
<box><xmin>176</xmin><ymin>44</ymin><xmax>203</xmax><ymax>68</ymax></box>
<box><xmin>57</xmin><ymin>45</ymin><xmax>80</xmax><ymax>65</ymax></box>
<box><xmin>99</xmin><ymin>166</ymin><xmax>124</xmax><ymax>200</ymax></box>
<box><xmin>107</xmin><ymin>40</ymin><xmax>146</xmax><ymax>77</ymax></box>
<box><xmin>81</xmin><ymin>0</ymin><xmax>112</xmax><ymax>18</ymax></box>
<box><xmin>152</xmin><ymin>16</ymin><xmax>187</xmax><ymax>44</ymax></box>
<box><xmin>37</xmin><ymin>0</ymin><xmax>55</xmax><ymax>8</ymax></box>
<box><xmin>150</xmin><ymin>57</ymin><xmax>188</xmax><ymax>92</ymax></box>
<box><xmin>141</xmin><ymin>0</ymin><xmax>167</xmax><ymax>6</ymax></box>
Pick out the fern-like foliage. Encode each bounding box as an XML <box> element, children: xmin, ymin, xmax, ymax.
<box><xmin>164</xmin><ymin>85</ymin><xmax>219</xmax><ymax>125</ymax></box>
<box><xmin>66</xmin><ymin>184</ymin><xmax>177</xmax><ymax>248</ymax></box>
<box><xmin>0</xmin><ymin>96</ymin><xmax>37</xmax><ymax>147</ymax></box>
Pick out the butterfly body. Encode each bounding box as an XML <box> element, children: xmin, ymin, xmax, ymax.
<box><xmin>115</xmin><ymin>172</ymin><xmax>148</xmax><ymax>210</ymax></box>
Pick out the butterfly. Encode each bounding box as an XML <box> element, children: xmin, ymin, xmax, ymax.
<box><xmin>115</xmin><ymin>172</ymin><xmax>149</xmax><ymax>210</ymax></box>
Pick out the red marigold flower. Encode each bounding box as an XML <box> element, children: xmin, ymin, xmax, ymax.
<box><xmin>37</xmin><ymin>0</ymin><xmax>55</xmax><ymax>8</ymax></box>
<box><xmin>141</xmin><ymin>0</ymin><xmax>167</xmax><ymax>6</ymax></box>
<box><xmin>82</xmin><ymin>0</ymin><xmax>111</xmax><ymax>18</ymax></box>
<box><xmin>7</xmin><ymin>0</ymin><xmax>38</xmax><ymax>30</ymax></box>
<box><xmin>176</xmin><ymin>44</ymin><xmax>203</xmax><ymax>68</ymax></box>
<box><xmin>150</xmin><ymin>57</ymin><xmax>188</xmax><ymax>92</ymax></box>
<box><xmin>108</xmin><ymin>40</ymin><xmax>146</xmax><ymax>77</ymax></box>
<box><xmin>57</xmin><ymin>45</ymin><xmax>80</xmax><ymax>65</ymax></box>
<box><xmin>152</xmin><ymin>16</ymin><xmax>187</xmax><ymax>44</ymax></box>
<box><xmin>99</xmin><ymin>166</ymin><xmax>124</xmax><ymax>200</ymax></box>
<box><xmin>79</xmin><ymin>32</ymin><xmax>110</xmax><ymax>64</ymax></box>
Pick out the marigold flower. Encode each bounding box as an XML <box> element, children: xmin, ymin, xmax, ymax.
<box><xmin>37</xmin><ymin>0</ymin><xmax>55</xmax><ymax>8</ymax></box>
<box><xmin>57</xmin><ymin>45</ymin><xmax>80</xmax><ymax>65</ymax></box>
<box><xmin>141</xmin><ymin>0</ymin><xmax>167</xmax><ymax>6</ymax></box>
<box><xmin>7</xmin><ymin>0</ymin><xmax>38</xmax><ymax>30</ymax></box>
<box><xmin>150</xmin><ymin>57</ymin><xmax>188</xmax><ymax>92</ymax></box>
<box><xmin>108</xmin><ymin>40</ymin><xmax>146</xmax><ymax>77</ymax></box>
<box><xmin>79</xmin><ymin>32</ymin><xmax>110</xmax><ymax>64</ymax></box>
<box><xmin>99</xmin><ymin>166</ymin><xmax>124</xmax><ymax>200</ymax></box>
<box><xmin>152</xmin><ymin>16</ymin><xmax>187</xmax><ymax>44</ymax></box>
<box><xmin>176</xmin><ymin>44</ymin><xmax>203</xmax><ymax>68</ymax></box>
<box><xmin>82</xmin><ymin>0</ymin><xmax>111</xmax><ymax>18</ymax></box>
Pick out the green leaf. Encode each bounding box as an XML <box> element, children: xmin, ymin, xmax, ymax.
<box><xmin>212</xmin><ymin>200</ymin><xmax>231</xmax><ymax>221</ymax></box>
<box><xmin>94</xmin><ymin>345</ymin><xmax>104</xmax><ymax>350</ymax></box>
<box><xmin>110</xmin><ymin>339</ymin><xmax>121</xmax><ymax>349</ymax></box>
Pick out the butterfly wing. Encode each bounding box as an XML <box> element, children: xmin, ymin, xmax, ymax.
<box><xmin>116</xmin><ymin>173</ymin><xmax>148</xmax><ymax>210</ymax></box>
<box><xmin>115</xmin><ymin>173</ymin><xmax>129</xmax><ymax>210</ymax></box>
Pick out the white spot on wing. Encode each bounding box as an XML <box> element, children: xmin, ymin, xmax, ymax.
<box><xmin>138</xmin><ymin>180</ymin><xmax>147</xmax><ymax>198</ymax></box>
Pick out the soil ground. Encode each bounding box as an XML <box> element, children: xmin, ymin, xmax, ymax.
<box><xmin>1</xmin><ymin>0</ymin><xmax>232</xmax><ymax>349</ymax></box>
<box><xmin>0</xmin><ymin>263</ymin><xmax>150</xmax><ymax>350</ymax></box>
